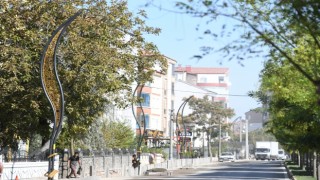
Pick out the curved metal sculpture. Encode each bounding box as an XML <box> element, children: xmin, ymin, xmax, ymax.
<box><xmin>175</xmin><ymin>95</ymin><xmax>193</xmax><ymax>158</ymax></box>
<box><xmin>131</xmin><ymin>83</ymin><xmax>146</xmax><ymax>173</ymax></box>
<box><xmin>40</xmin><ymin>11</ymin><xmax>83</xmax><ymax>179</ymax></box>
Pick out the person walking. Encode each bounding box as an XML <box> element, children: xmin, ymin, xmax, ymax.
<box><xmin>132</xmin><ymin>154</ymin><xmax>140</xmax><ymax>168</ymax></box>
<box><xmin>0</xmin><ymin>161</ymin><xmax>3</xmax><ymax>180</ymax></box>
<box><xmin>67</xmin><ymin>152</ymin><xmax>80</xmax><ymax>178</ymax></box>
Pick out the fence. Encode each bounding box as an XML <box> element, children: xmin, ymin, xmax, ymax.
<box><xmin>0</xmin><ymin>148</ymin><xmax>216</xmax><ymax>179</ymax></box>
<box><xmin>69</xmin><ymin>153</ymin><xmax>214</xmax><ymax>179</ymax></box>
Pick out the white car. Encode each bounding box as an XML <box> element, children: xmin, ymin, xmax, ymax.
<box><xmin>219</xmin><ymin>152</ymin><xmax>236</xmax><ymax>162</ymax></box>
<box><xmin>278</xmin><ymin>149</ymin><xmax>287</xmax><ymax>160</ymax></box>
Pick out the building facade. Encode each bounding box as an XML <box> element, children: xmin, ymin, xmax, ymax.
<box><xmin>135</xmin><ymin>56</ymin><xmax>176</xmax><ymax>147</ymax></box>
<box><xmin>174</xmin><ymin>80</ymin><xmax>217</xmax><ymax>154</ymax></box>
<box><xmin>115</xmin><ymin>56</ymin><xmax>176</xmax><ymax>148</ymax></box>
<box><xmin>174</xmin><ymin>65</ymin><xmax>231</xmax><ymax>156</ymax></box>
<box><xmin>175</xmin><ymin>65</ymin><xmax>230</xmax><ymax>109</ymax></box>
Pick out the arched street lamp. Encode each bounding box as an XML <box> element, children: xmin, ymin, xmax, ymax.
<box><xmin>175</xmin><ymin>95</ymin><xmax>194</xmax><ymax>159</ymax></box>
<box><xmin>40</xmin><ymin>10</ymin><xmax>83</xmax><ymax>179</ymax></box>
<box><xmin>131</xmin><ymin>83</ymin><xmax>146</xmax><ymax>174</ymax></box>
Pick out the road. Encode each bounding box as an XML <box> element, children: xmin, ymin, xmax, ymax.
<box><xmin>128</xmin><ymin>160</ymin><xmax>290</xmax><ymax>180</ymax></box>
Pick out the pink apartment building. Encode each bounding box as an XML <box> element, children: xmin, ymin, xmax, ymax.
<box><xmin>175</xmin><ymin>65</ymin><xmax>230</xmax><ymax>107</ymax></box>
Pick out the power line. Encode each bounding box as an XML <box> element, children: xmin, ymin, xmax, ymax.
<box><xmin>138</xmin><ymin>84</ymin><xmax>250</xmax><ymax>97</ymax></box>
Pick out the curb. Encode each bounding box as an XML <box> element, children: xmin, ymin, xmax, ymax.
<box><xmin>283</xmin><ymin>162</ymin><xmax>295</xmax><ymax>180</ymax></box>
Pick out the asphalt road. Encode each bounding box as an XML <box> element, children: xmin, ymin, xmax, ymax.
<box><xmin>127</xmin><ymin>160</ymin><xmax>290</xmax><ymax>180</ymax></box>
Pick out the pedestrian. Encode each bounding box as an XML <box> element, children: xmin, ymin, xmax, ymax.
<box><xmin>132</xmin><ymin>154</ymin><xmax>140</xmax><ymax>168</ymax></box>
<box><xmin>0</xmin><ymin>161</ymin><xmax>3</xmax><ymax>180</ymax></box>
<box><xmin>149</xmin><ymin>153</ymin><xmax>155</xmax><ymax>164</ymax></box>
<box><xmin>67</xmin><ymin>152</ymin><xmax>81</xmax><ymax>178</ymax></box>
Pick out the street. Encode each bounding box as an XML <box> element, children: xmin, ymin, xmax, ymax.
<box><xmin>126</xmin><ymin>160</ymin><xmax>289</xmax><ymax>180</ymax></box>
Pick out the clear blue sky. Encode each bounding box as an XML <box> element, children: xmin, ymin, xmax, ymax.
<box><xmin>128</xmin><ymin>1</ymin><xmax>265</xmax><ymax>119</ymax></box>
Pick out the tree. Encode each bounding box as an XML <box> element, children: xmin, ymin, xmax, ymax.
<box><xmin>101</xmin><ymin>120</ymin><xmax>135</xmax><ymax>149</ymax></box>
<box><xmin>186</xmin><ymin>95</ymin><xmax>234</xmax><ymax>159</ymax></box>
<box><xmin>0</xmin><ymin>0</ymin><xmax>166</xmax><ymax>150</ymax></box>
<box><xmin>253</xmin><ymin>42</ymin><xmax>320</xmax><ymax>151</ymax></box>
<box><xmin>173</xmin><ymin>1</ymin><xmax>320</xmax><ymax>90</ymax></box>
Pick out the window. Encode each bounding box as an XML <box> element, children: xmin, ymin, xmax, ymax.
<box><xmin>171</xmin><ymin>82</ymin><xmax>175</xmax><ymax>95</ymax></box>
<box><xmin>219</xmin><ymin>76</ymin><xmax>224</xmax><ymax>83</ymax></box>
<box><xmin>171</xmin><ymin>100</ymin><xmax>174</xmax><ymax>110</ymax></box>
<box><xmin>136</xmin><ymin>114</ymin><xmax>150</xmax><ymax>129</ymax></box>
<box><xmin>145</xmin><ymin>115</ymin><xmax>150</xmax><ymax>128</ymax></box>
<box><xmin>140</xmin><ymin>93</ymin><xmax>150</xmax><ymax>107</ymax></box>
<box><xmin>200</xmin><ymin>77</ymin><xmax>207</xmax><ymax>83</ymax></box>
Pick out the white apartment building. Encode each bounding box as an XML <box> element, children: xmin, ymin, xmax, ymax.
<box><xmin>174</xmin><ymin>65</ymin><xmax>231</xmax><ymax>155</ymax></box>
<box><xmin>114</xmin><ymin>56</ymin><xmax>176</xmax><ymax>147</ymax></box>
<box><xmin>175</xmin><ymin>65</ymin><xmax>230</xmax><ymax>108</ymax></box>
<box><xmin>174</xmin><ymin>80</ymin><xmax>217</xmax><ymax>152</ymax></box>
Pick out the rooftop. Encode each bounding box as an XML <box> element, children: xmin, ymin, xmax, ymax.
<box><xmin>175</xmin><ymin>65</ymin><xmax>229</xmax><ymax>74</ymax></box>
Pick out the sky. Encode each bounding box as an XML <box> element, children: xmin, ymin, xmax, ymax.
<box><xmin>128</xmin><ymin>1</ymin><xmax>265</xmax><ymax>119</ymax></box>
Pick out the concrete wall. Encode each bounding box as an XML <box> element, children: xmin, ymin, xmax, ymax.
<box><xmin>77</xmin><ymin>154</ymin><xmax>215</xmax><ymax>179</ymax></box>
<box><xmin>1</xmin><ymin>156</ymin><xmax>59</xmax><ymax>180</ymax></box>
<box><xmin>0</xmin><ymin>154</ymin><xmax>214</xmax><ymax>179</ymax></box>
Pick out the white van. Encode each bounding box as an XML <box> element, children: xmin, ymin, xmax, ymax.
<box><xmin>278</xmin><ymin>149</ymin><xmax>286</xmax><ymax>160</ymax></box>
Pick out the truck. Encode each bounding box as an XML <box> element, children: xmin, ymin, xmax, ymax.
<box><xmin>255</xmin><ymin>141</ymin><xmax>279</xmax><ymax>160</ymax></box>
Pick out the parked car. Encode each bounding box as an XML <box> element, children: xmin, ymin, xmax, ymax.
<box><xmin>278</xmin><ymin>149</ymin><xmax>287</xmax><ymax>160</ymax></box>
<box><xmin>219</xmin><ymin>152</ymin><xmax>236</xmax><ymax>162</ymax></box>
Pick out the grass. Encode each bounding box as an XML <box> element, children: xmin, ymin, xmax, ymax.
<box><xmin>285</xmin><ymin>161</ymin><xmax>316</xmax><ymax>180</ymax></box>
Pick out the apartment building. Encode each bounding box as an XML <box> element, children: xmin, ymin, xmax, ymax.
<box><xmin>174</xmin><ymin>80</ymin><xmax>217</xmax><ymax>154</ymax></box>
<box><xmin>116</xmin><ymin>56</ymin><xmax>176</xmax><ymax>148</ymax></box>
<box><xmin>174</xmin><ymin>65</ymin><xmax>231</xmax><ymax>155</ymax></box>
<box><xmin>135</xmin><ymin>56</ymin><xmax>176</xmax><ymax>147</ymax></box>
<box><xmin>175</xmin><ymin>65</ymin><xmax>230</xmax><ymax>108</ymax></box>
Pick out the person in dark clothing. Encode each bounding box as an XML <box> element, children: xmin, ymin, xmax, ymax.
<box><xmin>0</xmin><ymin>161</ymin><xmax>3</xmax><ymax>179</ymax></box>
<box><xmin>67</xmin><ymin>152</ymin><xmax>80</xmax><ymax>178</ymax></box>
<box><xmin>132</xmin><ymin>154</ymin><xmax>140</xmax><ymax>168</ymax></box>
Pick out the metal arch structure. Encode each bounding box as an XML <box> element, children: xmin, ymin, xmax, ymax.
<box><xmin>131</xmin><ymin>83</ymin><xmax>146</xmax><ymax>174</ymax></box>
<box><xmin>175</xmin><ymin>95</ymin><xmax>194</xmax><ymax>158</ymax></box>
<box><xmin>40</xmin><ymin>11</ymin><xmax>83</xmax><ymax>179</ymax></box>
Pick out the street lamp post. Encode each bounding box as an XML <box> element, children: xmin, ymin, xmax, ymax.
<box><xmin>175</xmin><ymin>95</ymin><xmax>194</xmax><ymax>159</ymax></box>
<box><xmin>131</xmin><ymin>83</ymin><xmax>146</xmax><ymax>175</ymax></box>
<box><xmin>245</xmin><ymin>118</ymin><xmax>249</xmax><ymax>159</ymax></box>
<box><xmin>219</xmin><ymin>118</ymin><xmax>222</xmax><ymax>158</ymax></box>
<box><xmin>40</xmin><ymin>11</ymin><xmax>83</xmax><ymax>180</ymax></box>
<box><xmin>169</xmin><ymin>109</ymin><xmax>174</xmax><ymax>160</ymax></box>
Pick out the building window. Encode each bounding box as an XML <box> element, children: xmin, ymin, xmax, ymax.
<box><xmin>218</xmin><ymin>76</ymin><xmax>224</xmax><ymax>83</ymax></box>
<box><xmin>136</xmin><ymin>114</ymin><xmax>150</xmax><ymax>129</ymax></box>
<box><xmin>145</xmin><ymin>82</ymin><xmax>151</xmax><ymax>87</ymax></box>
<box><xmin>171</xmin><ymin>82</ymin><xmax>175</xmax><ymax>95</ymax></box>
<box><xmin>200</xmin><ymin>77</ymin><xmax>207</xmax><ymax>83</ymax></box>
<box><xmin>140</xmin><ymin>93</ymin><xmax>150</xmax><ymax>107</ymax></box>
<box><xmin>172</xmin><ymin>64</ymin><xmax>175</xmax><ymax>75</ymax></box>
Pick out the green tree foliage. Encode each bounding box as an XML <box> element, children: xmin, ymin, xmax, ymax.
<box><xmin>0</xmin><ymin>0</ymin><xmax>166</xmax><ymax>149</ymax></box>
<box><xmin>173</xmin><ymin>0</ymin><xmax>320</xmax><ymax>89</ymax></box>
<box><xmin>257</xmin><ymin>43</ymin><xmax>320</xmax><ymax>151</ymax></box>
<box><xmin>187</xmin><ymin>96</ymin><xmax>234</xmax><ymax>126</ymax></box>
<box><xmin>186</xmin><ymin>95</ymin><xmax>234</xmax><ymax>158</ymax></box>
<box><xmin>101</xmin><ymin>120</ymin><xmax>135</xmax><ymax>149</ymax></box>
<box><xmin>170</xmin><ymin>0</ymin><xmax>320</xmax><ymax>153</ymax></box>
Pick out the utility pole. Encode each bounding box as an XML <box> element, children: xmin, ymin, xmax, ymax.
<box><xmin>245</xmin><ymin>119</ymin><xmax>249</xmax><ymax>159</ymax></box>
<box><xmin>219</xmin><ymin>118</ymin><xmax>222</xmax><ymax>158</ymax></box>
<box><xmin>239</xmin><ymin>120</ymin><xmax>242</xmax><ymax>142</ymax></box>
<box><xmin>169</xmin><ymin>109</ymin><xmax>174</xmax><ymax>160</ymax></box>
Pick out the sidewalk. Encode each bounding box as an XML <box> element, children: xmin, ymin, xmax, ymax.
<box><xmin>56</xmin><ymin>160</ymin><xmax>220</xmax><ymax>180</ymax></box>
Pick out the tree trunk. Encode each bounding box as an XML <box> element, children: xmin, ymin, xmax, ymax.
<box><xmin>70</xmin><ymin>137</ymin><xmax>74</xmax><ymax>155</ymax></box>
<box><xmin>298</xmin><ymin>151</ymin><xmax>300</xmax><ymax>167</ymax></box>
<box><xmin>313</xmin><ymin>151</ymin><xmax>317</xmax><ymax>178</ymax></box>
<box><xmin>207</xmin><ymin>129</ymin><xmax>213</xmax><ymax>161</ymax></box>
